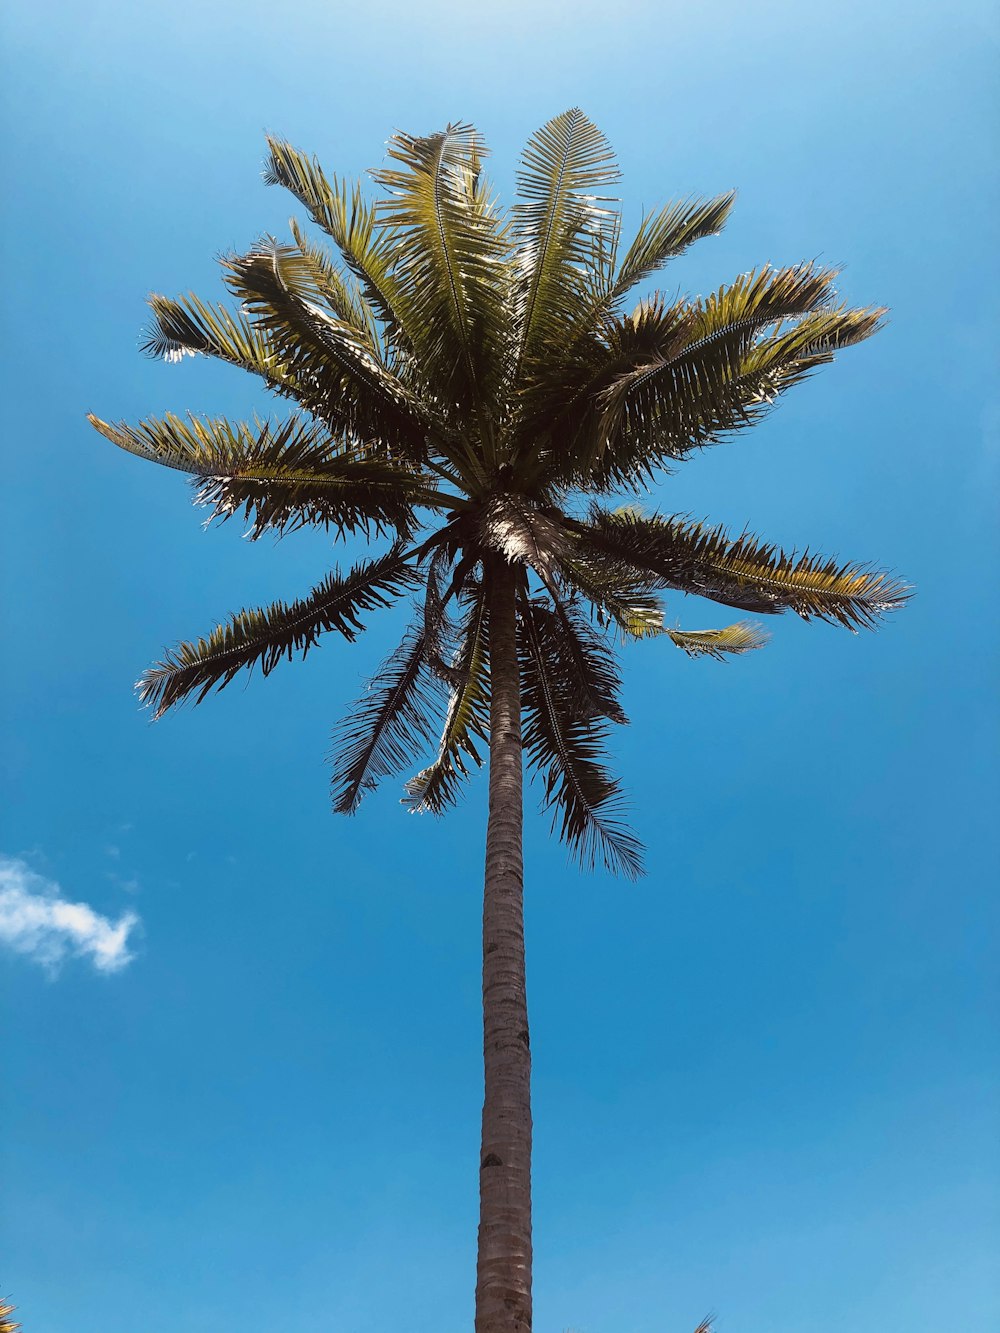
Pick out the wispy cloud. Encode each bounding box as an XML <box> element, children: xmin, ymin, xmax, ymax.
<box><xmin>0</xmin><ymin>855</ymin><xmax>140</xmax><ymax>975</ymax></box>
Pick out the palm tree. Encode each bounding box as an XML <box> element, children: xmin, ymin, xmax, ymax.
<box><xmin>89</xmin><ymin>109</ymin><xmax>907</xmax><ymax>1332</ymax></box>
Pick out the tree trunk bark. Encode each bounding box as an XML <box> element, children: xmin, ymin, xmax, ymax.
<box><xmin>475</xmin><ymin>558</ymin><xmax>532</xmax><ymax>1332</ymax></box>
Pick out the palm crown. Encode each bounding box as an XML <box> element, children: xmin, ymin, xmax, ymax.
<box><xmin>89</xmin><ymin>109</ymin><xmax>908</xmax><ymax>879</ymax></box>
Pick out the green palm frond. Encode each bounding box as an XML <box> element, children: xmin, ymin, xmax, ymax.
<box><xmin>330</xmin><ymin>623</ymin><xmax>443</xmax><ymax>813</ymax></box>
<box><xmin>665</xmin><ymin>622</ymin><xmax>770</xmax><ymax>658</ymax></box>
<box><xmin>513</xmin><ymin>107</ymin><xmax>620</xmax><ymax>377</ymax></box>
<box><xmin>530</xmin><ymin>593</ymin><xmax>627</xmax><ymax>724</ymax></box>
<box><xmin>595</xmin><ymin>263</ymin><xmax>843</xmax><ymax>442</ymax></box>
<box><xmin>595</xmin><ymin>191</ymin><xmax>737</xmax><ymax>320</ymax></box>
<box><xmin>286</xmin><ymin>217</ymin><xmax>382</xmax><ymax>349</ymax></box>
<box><xmin>533</xmin><ymin>282</ymin><xmax>884</xmax><ymax>490</ymax></box>
<box><xmin>137</xmin><ymin>545</ymin><xmax>419</xmax><ymax>717</ymax></box>
<box><xmin>221</xmin><ymin>240</ymin><xmax>432</xmax><ymax>455</ymax></box>
<box><xmin>373</xmin><ymin>124</ymin><xmax>511</xmax><ymax>422</ymax></box>
<box><xmin>575</xmin><ymin>506</ymin><xmax>911</xmax><ymax>629</ymax></box>
<box><xmin>404</xmin><ymin>582</ymin><xmax>490</xmax><ymax>813</ymax></box>
<box><xmin>143</xmin><ymin>292</ymin><xmax>280</xmax><ymax>371</ymax></box>
<box><xmin>87</xmin><ymin>412</ymin><xmax>435</xmax><ymax>538</ymax></box>
<box><xmin>519</xmin><ymin>592</ymin><xmax>642</xmax><ymax>880</ymax></box>
<box><xmin>263</xmin><ymin>136</ymin><xmax>413</xmax><ymax>348</ymax></box>
<box><xmin>141</xmin><ymin>291</ymin><xmax>383</xmax><ymax>431</ymax></box>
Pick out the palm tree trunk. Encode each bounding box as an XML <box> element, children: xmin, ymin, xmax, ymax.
<box><xmin>475</xmin><ymin>557</ymin><xmax>532</xmax><ymax>1332</ymax></box>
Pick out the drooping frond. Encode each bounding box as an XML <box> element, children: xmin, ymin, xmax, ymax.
<box><xmin>513</xmin><ymin>107</ymin><xmax>620</xmax><ymax>378</ymax></box>
<box><xmin>665</xmin><ymin>622</ymin><xmax>770</xmax><ymax>659</ymax></box>
<box><xmin>137</xmin><ymin>545</ymin><xmax>419</xmax><ymax>717</ymax></box>
<box><xmin>87</xmin><ymin>411</ymin><xmax>439</xmax><ymax>538</ymax></box>
<box><xmin>330</xmin><ymin>623</ymin><xmax>443</xmax><ymax>813</ymax></box>
<box><xmin>574</xmin><ymin>507</ymin><xmax>911</xmax><ymax>630</ymax></box>
<box><xmin>419</xmin><ymin>537</ymin><xmax>485</xmax><ymax>680</ymax></box>
<box><xmin>530</xmin><ymin>593</ymin><xmax>627</xmax><ymax>724</ymax></box>
<box><xmin>404</xmin><ymin>580</ymin><xmax>490</xmax><ymax>813</ymax></box>
<box><xmin>519</xmin><ymin>592</ymin><xmax>643</xmax><ymax>879</ymax></box>
<box><xmin>372</xmin><ymin>124</ymin><xmax>511</xmax><ymax>422</ymax></box>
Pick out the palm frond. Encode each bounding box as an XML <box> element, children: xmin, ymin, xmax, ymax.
<box><xmin>595</xmin><ymin>263</ymin><xmax>843</xmax><ymax>445</ymax></box>
<box><xmin>575</xmin><ymin>506</ymin><xmax>911</xmax><ymax>629</ymax></box>
<box><xmin>595</xmin><ymin>191</ymin><xmax>736</xmax><ymax>320</ymax></box>
<box><xmin>534</xmin><ymin>282</ymin><xmax>884</xmax><ymax>490</ymax></box>
<box><xmin>532</xmin><ymin>592</ymin><xmax>627</xmax><ymax>723</ymax></box>
<box><xmin>404</xmin><ymin>581</ymin><xmax>490</xmax><ymax>813</ymax></box>
<box><xmin>330</xmin><ymin>622</ymin><xmax>443</xmax><ymax>813</ymax></box>
<box><xmin>513</xmin><ymin>107</ymin><xmax>620</xmax><ymax>378</ymax></box>
<box><xmin>0</xmin><ymin>1299</ymin><xmax>20</xmax><ymax>1333</ymax></box>
<box><xmin>141</xmin><ymin>291</ymin><xmax>376</xmax><ymax>431</ymax></box>
<box><xmin>420</xmin><ymin>540</ymin><xmax>467</xmax><ymax>680</ymax></box>
<box><xmin>665</xmin><ymin>621</ymin><xmax>770</xmax><ymax>658</ymax></box>
<box><xmin>570</xmin><ymin>193</ymin><xmax>736</xmax><ymax>346</ymax></box>
<box><xmin>142</xmin><ymin>292</ymin><xmax>279</xmax><ymax>371</ymax></box>
<box><xmin>373</xmin><ymin>124</ymin><xmax>511</xmax><ymax>422</ymax></box>
<box><xmin>87</xmin><ymin>411</ymin><xmax>436</xmax><ymax>539</ymax></box>
<box><xmin>221</xmin><ymin>239</ymin><xmax>431</xmax><ymax>455</ymax></box>
<box><xmin>519</xmin><ymin>593</ymin><xmax>643</xmax><ymax>879</ymax></box>
<box><xmin>287</xmin><ymin>217</ymin><xmax>382</xmax><ymax>349</ymax></box>
<box><xmin>263</xmin><ymin>136</ymin><xmax>413</xmax><ymax>348</ymax></box>
<box><xmin>137</xmin><ymin>545</ymin><xmax>418</xmax><ymax>717</ymax></box>
<box><xmin>552</xmin><ymin>541</ymin><xmax>668</xmax><ymax>639</ymax></box>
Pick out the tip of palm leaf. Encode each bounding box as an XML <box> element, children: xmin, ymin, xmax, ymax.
<box><xmin>667</xmin><ymin>621</ymin><xmax>771</xmax><ymax>659</ymax></box>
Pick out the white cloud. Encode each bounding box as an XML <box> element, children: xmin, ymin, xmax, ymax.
<box><xmin>0</xmin><ymin>855</ymin><xmax>140</xmax><ymax>975</ymax></box>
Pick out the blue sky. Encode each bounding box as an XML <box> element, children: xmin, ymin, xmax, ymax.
<box><xmin>1</xmin><ymin>1</ymin><xmax>997</xmax><ymax>1330</ymax></box>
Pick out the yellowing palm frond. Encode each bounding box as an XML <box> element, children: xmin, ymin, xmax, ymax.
<box><xmin>665</xmin><ymin>622</ymin><xmax>770</xmax><ymax>659</ymax></box>
<box><xmin>575</xmin><ymin>506</ymin><xmax>910</xmax><ymax>630</ymax></box>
